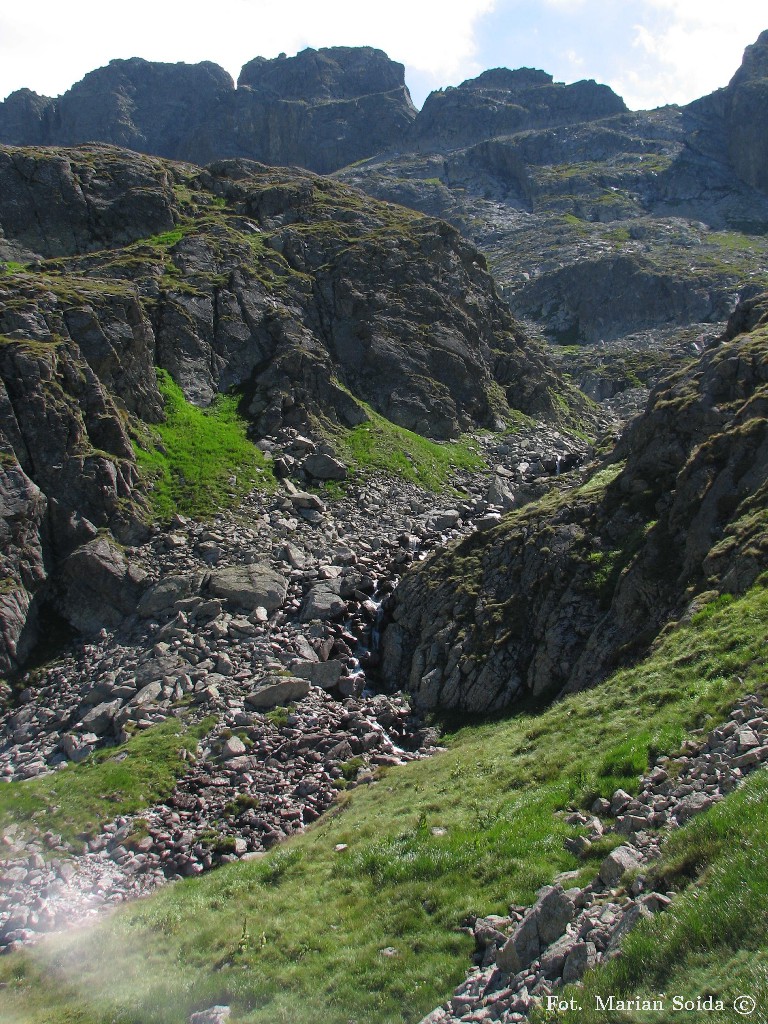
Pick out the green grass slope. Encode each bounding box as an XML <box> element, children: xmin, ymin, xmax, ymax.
<box><xmin>1</xmin><ymin>579</ymin><xmax>767</xmax><ymax>1024</ymax></box>
<box><xmin>0</xmin><ymin>717</ymin><xmax>213</xmax><ymax>853</ymax></box>
<box><xmin>133</xmin><ymin>370</ymin><xmax>275</xmax><ymax>520</ymax></box>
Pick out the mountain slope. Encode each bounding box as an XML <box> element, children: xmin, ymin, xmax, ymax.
<box><xmin>338</xmin><ymin>32</ymin><xmax>768</xmax><ymax>352</ymax></box>
<box><xmin>381</xmin><ymin>292</ymin><xmax>768</xmax><ymax>711</ymax></box>
<box><xmin>4</xmin><ymin>36</ymin><xmax>767</xmax><ymax>358</ymax></box>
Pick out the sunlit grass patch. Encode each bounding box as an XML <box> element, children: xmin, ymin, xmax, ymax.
<box><xmin>133</xmin><ymin>370</ymin><xmax>275</xmax><ymax>519</ymax></box>
<box><xmin>339</xmin><ymin>405</ymin><xmax>485</xmax><ymax>491</ymax></box>
<box><xmin>0</xmin><ymin>717</ymin><xmax>213</xmax><ymax>850</ymax></box>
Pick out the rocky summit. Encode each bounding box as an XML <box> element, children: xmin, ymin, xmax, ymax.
<box><xmin>0</xmin><ymin>47</ymin><xmax>416</xmax><ymax>174</ymax></box>
<box><xmin>1</xmin><ymin>29</ymin><xmax>768</xmax><ymax>1024</ymax></box>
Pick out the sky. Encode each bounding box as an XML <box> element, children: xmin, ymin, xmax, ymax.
<box><xmin>0</xmin><ymin>1</ymin><xmax>765</xmax><ymax>111</ymax></box>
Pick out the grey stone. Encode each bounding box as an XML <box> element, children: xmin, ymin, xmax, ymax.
<box><xmin>222</xmin><ymin>735</ymin><xmax>247</xmax><ymax>758</ymax></box>
<box><xmin>188</xmin><ymin>1007</ymin><xmax>231</xmax><ymax>1024</ymax></box>
<box><xmin>503</xmin><ymin>909</ymin><xmax>540</xmax><ymax>970</ymax></box>
<box><xmin>288</xmin><ymin>490</ymin><xmax>326</xmax><ymax>511</ymax></box>
<box><xmin>300</xmin><ymin>582</ymin><xmax>346</xmax><ymax>622</ymax></box>
<box><xmin>291</xmin><ymin>660</ymin><xmax>344</xmax><ymax>689</ymax></box>
<box><xmin>244</xmin><ymin>676</ymin><xmax>311</xmax><ymax>709</ymax></box>
<box><xmin>609</xmin><ymin>789</ymin><xmax>633</xmax><ymax>815</ymax></box>
<box><xmin>672</xmin><ymin>792</ymin><xmax>715</xmax><ymax>822</ymax></box>
<box><xmin>535</xmin><ymin>884</ymin><xmax>575</xmax><ymax>946</ymax></box>
<box><xmin>539</xmin><ymin>931</ymin><xmax>579</xmax><ymax>979</ymax></box>
<box><xmin>429</xmin><ymin>509</ymin><xmax>461</xmax><ymax>532</ymax></box>
<box><xmin>303</xmin><ymin>453</ymin><xmax>347</xmax><ymax>481</ymax></box>
<box><xmin>605</xmin><ymin>901</ymin><xmax>653</xmax><ymax>956</ymax></box>
<box><xmin>129</xmin><ymin>681</ymin><xmax>163</xmax><ymax>707</ymax></box>
<box><xmin>58</xmin><ymin>536</ymin><xmax>146</xmax><ymax>633</ymax></box>
<box><xmin>598</xmin><ymin>845</ymin><xmax>643</xmax><ymax>888</ymax></box>
<box><xmin>562</xmin><ymin>941</ymin><xmax>598</xmax><ymax>983</ymax></box>
<box><xmin>80</xmin><ymin>700</ymin><xmax>122</xmax><ymax>735</ymax></box>
<box><xmin>208</xmin><ymin>565</ymin><xmax>287</xmax><ymax>612</ymax></box>
<box><xmin>138</xmin><ymin>574</ymin><xmax>203</xmax><ymax>618</ymax></box>
<box><xmin>486</xmin><ymin>475</ymin><xmax>516</xmax><ymax>511</ymax></box>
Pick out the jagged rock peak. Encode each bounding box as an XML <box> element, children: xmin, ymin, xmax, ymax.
<box><xmin>729</xmin><ymin>28</ymin><xmax>768</xmax><ymax>87</ymax></box>
<box><xmin>458</xmin><ymin>67</ymin><xmax>554</xmax><ymax>92</ymax></box>
<box><xmin>412</xmin><ymin>66</ymin><xmax>627</xmax><ymax>151</ymax></box>
<box><xmin>238</xmin><ymin>46</ymin><xmax>414</xmax><ymax>104</ymax></box>
<box><xmin>0</xmin><ymin>48</ymin><xmax>416</xmax><ymax>174</ymax></box>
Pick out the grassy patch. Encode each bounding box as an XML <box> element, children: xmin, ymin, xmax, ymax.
<box><xmin>337</xmin><ymin>405</ymin><xmax>485</xmax><ymax>490</ymax></box>
<box><xmin>133</xmin><ymin>370</ymin><xmax>275</xmax><ymax>520</ymax></box>
<box><xmin>0</xmin><ymin>717</ymin><xmax>213</xmax><ymax>850</ymax></box>
<box><xmin>1</xmin><ymin>581</ymin><xmax>766</xmax><ymax>1022</ymax></box>
<box><xmin>0</xmin><ymin>260</ymin><xmax>28</xmax><ymax>274</ymax></box>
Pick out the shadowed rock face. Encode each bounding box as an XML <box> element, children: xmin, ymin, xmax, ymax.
<box><xmin>0</xmin><ymin>143</ymin><xmax>588</xmax><ymax>672</ymax></box>
<box><xmin>0</xmin><ymin>48</ymin><xmax>417</xmax><ymax>175</ymax></box>
<box><xmin>411</xmin><ymin>68</ymin><xmax>627</xmax><ymax>151</ymax></box>
<box><xmin>724</xmin><ymin>29</ymin><xmax>768</xmax><ymax>193</ymax></box>
<box><xmin>381</xmin><ymin>292</ymin><xmax>768</xmax><ymax>713</ymax></box>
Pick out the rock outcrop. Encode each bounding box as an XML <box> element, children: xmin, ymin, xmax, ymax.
<box><xmin>0</xmin><ymin>48</ymin><xmax>417</xmax><ymax>174</ymax></box>
<box><xmin>381</xmin><ymin>293</ymin><xmax>768</xmax><ymax>712</ymax></box>
<box><xmin>411</xmin><ymin>67</ymin><xmax>627</xmax><ymax>151</ymax></box>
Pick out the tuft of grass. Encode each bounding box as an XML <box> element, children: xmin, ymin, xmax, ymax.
<box><xmin>1</xmin><ymin>582</ymin><xmax>767</xmax><ymax>1022</ymax></box>
<box><xmin>0</xmin><ymin>717</ymin><xmax>213</xmax><ymax>850</ymax></box>
<box><xmin>338</xmin><ymin>405</ymin><xmax>485</xmax><ymax>491</ymax></box>
<box><xmin>133</xmin><ymin>369</ymin><xmax>275</xmax><ymax>520</ymax></box>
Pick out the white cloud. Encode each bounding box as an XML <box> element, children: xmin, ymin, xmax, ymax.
<box><xmin>539</xmin><ymin>0</ymin><xmax>589</xmax><ymax>8</ymax></box>
<box><xmin>0</xmin><ymin>0</ymin><xmax>497</xmax><ymax>102</ymax></box>
<box><xmin>609</xmin><ymin>0</ymin><xmax>767</xmax><ymax>108</ymax></box>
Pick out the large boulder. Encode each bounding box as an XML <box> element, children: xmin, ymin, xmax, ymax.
<box><xmin>244</xmin><ymin>675</ymin><xmax>311</xmax><ymax>709</ymax></box>
<box><xmin>300</xmin><ymin>581</ymin><xmax>346</xmax><ymax>622</ymax></box>
<box><xmin>207</xmin><ymin>565</ymin><xmax>287</xmax><ymax>612</ymax></box>
<box><xmin>291</xmin><ymin>659</ymin><xmax>345</xmax><ymax>689</ymax></box>
<box><xmin>57</xmin><ymin>536</ymin><xmax>146</xmax><ymax>634</ymax></box>
<box><xmin>496</xmin><ymin>885</ymin><xmax>574</xmax><ymax>973</ymax></box>
<box><xmin>138</xmin><ymin>574</ymin><xmax>205</xmax><ymax>618</ymax></box>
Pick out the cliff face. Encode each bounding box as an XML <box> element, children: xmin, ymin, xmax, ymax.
<box><xmin>719</xmin><ymin>29</ymin><xmax>768</xmax><ymax>193</ymax></box>
<box><xmin>0</xmin><ymin>48</ymin><xmax>417</xmax><ymax>174</ymax></box>
<box><xmin>0</xmin><ymin>143</ymin><xmax>587</xmax><ymax>673</ymax></box>
<box><xmin>381</xmin><ymin>292</ymin><xmax>768</xmax><ymax>713</ymax></box>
